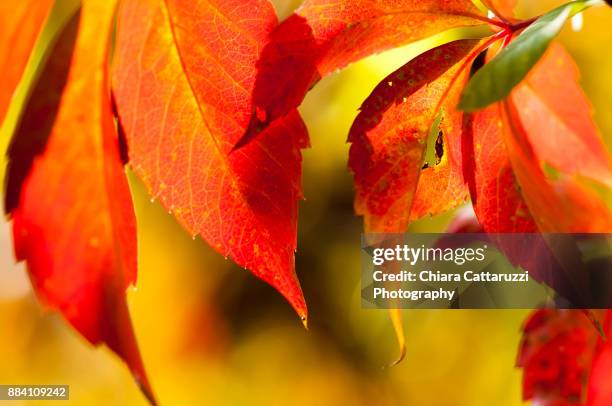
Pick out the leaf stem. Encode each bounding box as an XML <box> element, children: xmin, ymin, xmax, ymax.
<box><xmin>455</xmin><ymin>11</ymin><xmax>509</xmax><ymax>28</ymax></box>
<box><xmin>510</xmin><ymin>17</ymin><xmax>538</xmax><ymax>32</ymax></box>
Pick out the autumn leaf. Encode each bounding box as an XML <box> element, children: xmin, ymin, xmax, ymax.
<box><xmin>245</xmin><ymin>0</ymin><xmax>489</xmax><ymax>143</ymax></box>
<box><xmin>461</xmin><ymin>45</ymin><xmax>536</xmax><ymax>234</ymax></box>
<box><xmin>296</xmin><ymin>0</ymin><xmax>485</xmax><ymax>77</ymax></box>
<box><xmin>501</xmin><ymin>100</ymin><xmax>612</xmax><ymax>232</ymax></box>
<box><xmin>463</xmin><ymin>106</ymin><xmax>538</xmax><ymax>232</ymax></box>
<box><xmin>0</xmin><ymin>0</ymin><xmax>54</xmax><ymax>126</ymax></box>
<box><xmin>459</xmin><ymin>0</ymin><xmax>598</xmax><ymax>111</ymax></box>
<box><xmin>462</xmin><ymin>38</ymin><xmax>611</xmax><ymax>233</ymax></box>
<box><xmin>518</xmin><ymin>309</ymin><xmax>600</xmax><ymax>405</ymax></box>
<box><xmin>588</xmin><ymin>312</ymin><xmax>612</xmax><ymax>405</ymax></box>
<box><xmin>462</xmin><ymin>36</ymin><xmax>611</xmax><ymax>402</ymax></box>
<box><xmin>349</xmin><ymin>39</ymin><xmax>480</xmax><ymax>368</ymax></box>
<box><xmin>510</xmin><ymin>42</ymin><xmax>612</xmax><ymax>187</ymax></box>
<box><xmin>500</xmin><ymin>39</ymin><xmax>612</xmax><ymax>405</ymax></box>
<box><xmin>407</xmin><ymin>81</ymin><xmax>472</xmax><ymax>222</ymax></box>
<box><xmin>112</xmin><ymin>0</ymin><xmax>309</xmax><ymax>321</ymax></box>
<box><xmin>4</xmin><ymin>2</ymin><xmax>155</xmax><ymax>403</ymax></box>
<box><xmin>463</xmin><ymin>40</ymin><xmax>612</xmax><ymax>234</ymax></box>
<box><xmin>349</xmin><ymin>40</ymin><xmax>477</xmax><ymax>233</ymax></box>
<box><xmin>519</xmin><ymin>310</ymin><xmax>612</xmax><ymax>406</ymax></box>
<box><xmin>0</xmin><ymin>0</ymin><xmax>609</xmax><ymax>401</ymax></box>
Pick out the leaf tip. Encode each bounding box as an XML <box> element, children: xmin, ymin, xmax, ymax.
<box><xmin>133</xmin><ymin>374</ymin><xmax>158</xmax><ymax>406</ymax></box>
<box><xmin>388</xmin><ymin>308</ymin><xmax>406</xmax><ymax>367</ymax></box>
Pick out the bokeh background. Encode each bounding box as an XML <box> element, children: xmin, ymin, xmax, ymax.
<box><xmin>0</xmin><ymin>0</ymin><xmax>611</xmax><ymax>404</ymax></box>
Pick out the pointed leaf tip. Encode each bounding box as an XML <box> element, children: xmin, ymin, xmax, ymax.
<box><xmin>388</xmin><ymin>308</ymin><xmax>406</xmax><ymax>367</ymax></box>
<box><xmin>112</xmin><ymin>0</ymin><xmax>310</xmax><ymax>319</ymax></box>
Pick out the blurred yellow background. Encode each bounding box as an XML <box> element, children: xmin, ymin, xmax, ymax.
<box><xmin>0</xmin><ymin>0</ymin><xmax>610</xmax><ymax>404</ymax></box>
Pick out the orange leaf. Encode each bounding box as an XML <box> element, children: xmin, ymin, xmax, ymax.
<box><xmin>4</xmin><ymin>2</ymin><xmax>155</xmax><ymax>403</ymax></box>
<box><xmin>511</xmin><ymin>42</ymin><xmax>612</xmax><ymax>187</ymax></box>
<box><xmin>112</xmin><ymin>0</ymin><xmax>309</xmax><ymax>321</ymax></box>
<box><xmin>0</xmin><ymin>0</ymin><xmax>54</xmax><ymax>125</ymax></box>
<box><xmin>408</xmin><ymin>67</ymin><xmax>472</xmax><ymax>222</ymax></box>
<box><xmin>245</xmin><ymin>0</ymin><xmax>487</xmax><ymax>142</ymax></box>
<box><xmin>348</xmin><ymin>40</ymin><xmax>477</xmax><ymax>232</ymax></box>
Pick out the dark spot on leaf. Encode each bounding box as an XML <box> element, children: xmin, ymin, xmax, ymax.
<box><xmin>117</xmin><ymin>119</ymin><xmax>130</xmax><ymax>165</ymax></box>
<box><xmin>435</xmin><ymin>131</ymin><xmax>444</xmax><ymax>165</ymax></box>
<box><xmin>112</xmin><ymin>92</ymin><xmax>130</xmax><ymax>165</ymax></box>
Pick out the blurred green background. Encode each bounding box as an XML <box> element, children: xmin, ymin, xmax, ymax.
<box><xmin>0</xmin><ymin>0</ymin><xmax>610</xmax><ymax>404</ymax></box>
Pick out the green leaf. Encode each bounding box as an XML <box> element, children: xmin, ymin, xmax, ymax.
<box><xmin>459</xmin><ymin>0</ymin><xmax>602</xmax><ymax>112</ymax></box>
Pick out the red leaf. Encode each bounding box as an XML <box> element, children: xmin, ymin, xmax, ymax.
<box><xmin>501</xmin><ymin>100</ymin><xmax>612</xmax><ymax>233</ymax></box>
<box><xmin>463</xmin><ymin>106</ymin><xmax>538</xmax><ymax>232</ymax></box>
<box><xmin>245</xmin><ymin>0</ymin><xmax>487</xmax><ymax>142</ymax></box>
<box><xmin>112</xmin><ymin>0</ymin><xmax>309</xmax><ymax>320</ymax></box>
<box><xmin>0</xmin><ymin>0</ymin><xmax>54</xmax><ymax>124</ymax></box>
<box><xmin>463</xmin><ymin>43</ymin><xmax>611</xmax><ymax>233</ymax></box>
<box><xmin>519</xmin><ymin>309</ymin><xmax>612</xmax><ymax>406</ymax></box>
<box><xmin>4</xmin><ymin>2</ymin><xmax>155</xmax><ymax>403</ymax></box>
<box><xmin>588</xmin><ymin>312</ymin><xmax>612</xmax><ymax>405</ymax></box>
<box><xmin>348</xmin><ymin>40</ymin><xmax>477</xmax><ymax>232</ymax></box>
<box><xmin>518</xmin><ymin>309</ymin><xmax>599</xmax><ymax>405</ymax></box>
<box><xmin>511</xmin><ymin>43</ymin><xmax>612</xmax><ymax>187</ymax></box>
